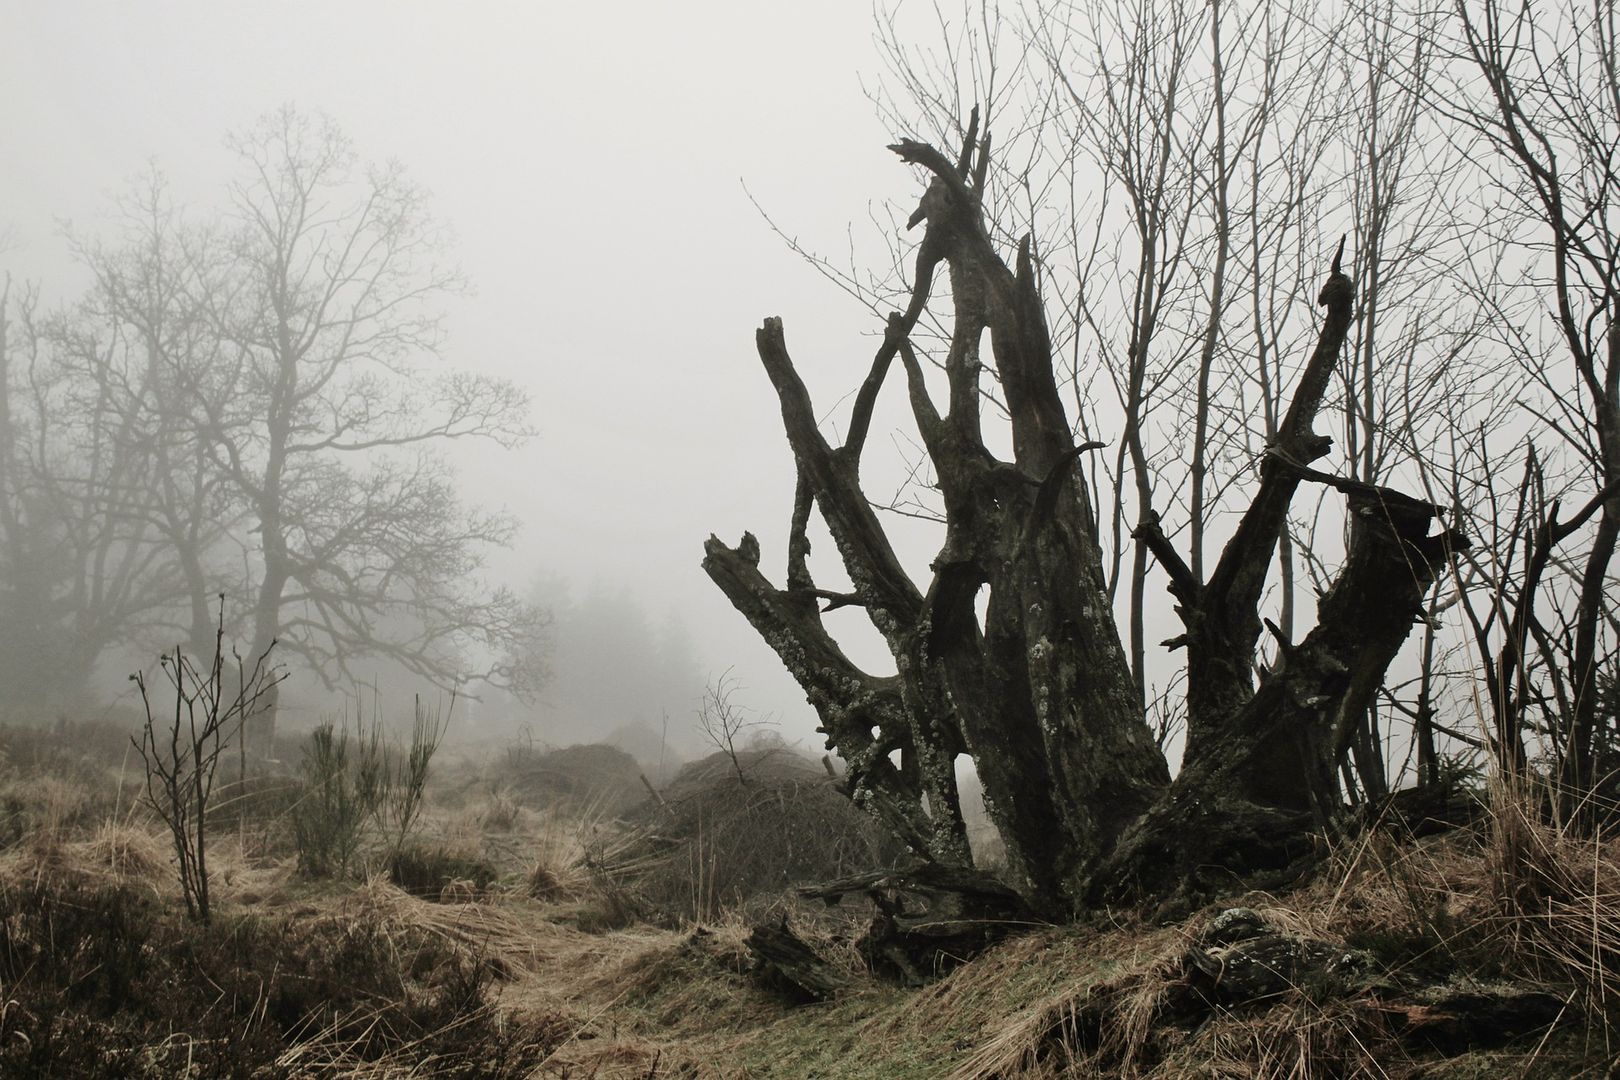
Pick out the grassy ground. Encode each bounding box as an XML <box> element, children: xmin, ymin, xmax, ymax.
<box><xmin>1</xmin><ymin>719</ymin><xmax>1617</xmax><ymax>1077</ymax></box>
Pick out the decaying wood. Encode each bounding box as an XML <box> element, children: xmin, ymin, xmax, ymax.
<box><xmin>1101</xmin><ymin>475</ymin><xmax>1469</xmax><ymax>903</ymax></box>
<box><xmin>799</xmin><ymin>864</ymin><xmax>1039</xmax><ymax>985</ymax></box>
<box><xmin>1374</xmin><ymin>984</ymin><xmax>1569</xmax><ymax>1052</ymax></box>
<box><xmin>1164</xmin><ymin>908</ymin><xmax>1570</xmax><ymax>1052</ymax></box>
<box><xmin>703</xmin><ymin>117</ymin><xmax>1466</xmax><ymax>925</ymax></box>
<box><xmin>745</xmin><ymin>922</ymin><xmax>850</xmax><ymax>1003</ymax></box>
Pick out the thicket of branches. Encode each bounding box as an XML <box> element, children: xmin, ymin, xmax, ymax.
<box><xmin>706</xmin><ymin>0</ymin><xmax>1620</xmax><ymax>911</ymax></box>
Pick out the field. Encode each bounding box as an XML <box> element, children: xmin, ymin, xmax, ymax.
<box><xmin>1</xmin><ymin>715</ymin><xmax>1616</xmax><ymax>1079</ymax></box>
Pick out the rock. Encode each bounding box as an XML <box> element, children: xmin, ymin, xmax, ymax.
<box><xmin>1199</xmin><ymin>907</ymin><xmax>1269</xmax><ymax>945</ymax></box>
<box><xmin>1187</xmin><ymin>933</ymin><xmax>1346</xmax><ymax>1001</ymax></box>
<box><xmin>1185</xmin><ymin>908</ymin><xmax>1378</xmax><ymax>1004</ymax></box>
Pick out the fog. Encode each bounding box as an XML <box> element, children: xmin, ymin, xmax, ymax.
<box><xmin>1</xmin><ymin>1</ymin><xmax>928</xmax><ymax>749</ymax></box>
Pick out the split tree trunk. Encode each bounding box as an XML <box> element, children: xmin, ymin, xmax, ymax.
<box><xmin>704</xmin><ymin>119</ymin><xmax>1464</xmax><ymax>914</ymax></box>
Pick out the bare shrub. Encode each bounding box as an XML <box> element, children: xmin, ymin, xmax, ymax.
<box><xmin>129</xmin><ymin>609</ymin><xmax>281</xmax><ymax>923</ymax></box>
<box><xmin>694</xmin><ymin>669</ymin><xmax>776</xmax><ymax>785</ymax></box>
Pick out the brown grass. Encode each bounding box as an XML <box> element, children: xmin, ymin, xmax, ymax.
<box><xmin>934</xmin><ymin>781</ymin><xmax>1620</xmax><ymax>1079</ymax></box>
<box><xmin>77</xmin><ymin>817</ymin><xmax>168</xmax><ymax>882</ymax></box>
<box><xmin>7</xmin><ymin>717</ymin><xmax>1620</xmax><ymax>1076</ymax></box>
<box><xmin>321</xmin><ymin>877</ymin><xmax>550</xmax><ymax>975</ymax></box>
<box><xmin>610</xmin><ymin>758</ymin><xmax>900</xmax><ymax>923</ymax></box>
<box><xmin>1478</xmin><ymin>779</ymin><xmax>1620</xmax><ymax>1017</ymax></box>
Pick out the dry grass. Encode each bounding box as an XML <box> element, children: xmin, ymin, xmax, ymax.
<box><xmin>938</xmin><ymin>922</ymin><xmax>1185</xmax><ymax>1080</ymax></box>
<box><xmin>477</xmin><ymin>785</ymin><xmax>525</xmax><ymax>832</ymax></box>
<box><xmin>610</xmin><ymin>756</ymin><xmax>899</xmax><ymax>923</ymax></box>
<box><xmin>1</xmin><ymin>770</ymin><xmax>106</xmax><ymax>837</ymax></box>
<box><xmin>77</xmin><ymin>817</ymin><xmax>168</xmax><ymax>882</ymax></box>
<box><xmin>1477</xmin><ymin>780</ymin><xmax>1620</xmax><ymax>1017</ymax></box>
<box><xmin>6</xmin><ymin>717</ymin><xmax>1620</xmax><ymax>1077</ymax></box>
<box><xmin>524</xmin><ymin>804</ymin><xmax>595</xmax><ymax>900</ymax></box>
<box><xmin>327</xmin><ymin>877</ymin><xmax>551</xmax><ymax>976</ymax></box>
<box><xmin>933</xmin><ymin>783</ymin><xmax>1620</xmax><ymax>1079</ymax></box>
<box><xmin>0</xmin><ymin>772</ymin><xmax>167</xmax><ymax>897</ymax></box>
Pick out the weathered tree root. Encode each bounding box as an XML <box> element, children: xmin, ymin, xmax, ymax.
<box><xmin>797</xmin><ymin>864</ymin><xmax>1041</xmax><ymax>986</ymax></box>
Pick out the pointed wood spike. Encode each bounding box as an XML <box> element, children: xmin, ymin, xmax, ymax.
<box><xmin>957</xmin><ymin>106</ymin><xmax>980</xmax><ymax>177</ymax></box>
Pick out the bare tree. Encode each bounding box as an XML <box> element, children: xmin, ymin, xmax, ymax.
<box><xmin>0</xmin><ymin>279</ymin><xmax>53</xmax><ymax>704</ymax></box>
<box><xmin>695</xmin><ymin>668</ymin><xmax>778</xmax><ymax>784</ymax></box>
<box><xmin>706</xmin><ymin>89</ymin><xmax>1466</xmax><ymax>912</ymax></box>
<box><xmin>0</xmin><ymin>274</ymin><xmax>187</xmax><ymax>707</ymax></box>
<box><xmin>64</xmin><ymin>173</ymin><xmax>249</xmax><ymax>663</ymax></box>
<box><xmin>1430</xmin><ymin>0</ymin><xmax>1620</xmax><ymax>812</ymax></box>
<box><xmin>2</xmin><ymin>122</ymin><xmax>542</xmax><ymax>727</ymax></box>
<box><xmin>706</xmin><ymin>0</ymin><xmax>1620</xmax><ymax>930</ymax></box>
<box><xmin>175</xmin><ymin>107</ymin><xmax>539</xmax><ymax>752</ymax></box>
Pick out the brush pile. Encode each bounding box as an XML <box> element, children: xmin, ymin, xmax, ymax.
<box><xmin>608</xmin><ymin>748</ymin><xmax>901</xmax><ymax>921</ymax></box>
<box><xmin>496</xmin><ymin>742</ymin><xmax>646</xmax><ymax>816</ymax></box>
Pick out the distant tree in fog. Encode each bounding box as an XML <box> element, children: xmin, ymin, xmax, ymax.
<box><xmin>197</xmin><ymin>107</ymin><xmax>536</xmax><ymax>751</ymax></box>
<box><xmin>0</xmin><ymin>108</ymin><xmax>541</xmax><ymax>735</ymax></box>
<box><xmin>0</xmin><ymin>264</ymin><xmax>214</xmax><ymax>709</ymax></box>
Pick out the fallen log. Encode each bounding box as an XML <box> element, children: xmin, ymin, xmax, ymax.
<box><xmin>745</xmin><ymin>921</ymin><xmax>849</xmax><ymax>1003</ymax></box>
<box><xmin>799</xmin><ymin>863</ymin><xmax>1041</xmax><ymax>984</ymax></box>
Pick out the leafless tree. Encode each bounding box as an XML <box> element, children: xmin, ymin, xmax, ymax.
<box><xmin>189</xmin><ymin>108</ymin><xmax>539</xmax><ymax>754</ymax></box>
<box><xmin>3</xmin><ymin>120</ymin><xmax>542</xmax><ymax>729</ymax></box>
<box><xmin>709</xmin><ymin>0</ymin><xmax>1620</xmax><ymax>931</ymax></box>
<box><xmin>1425</xmin><ymin>0</ymin><xmax>1620</xmax><ymax>812</ymax></box>
<box><xmin>63</xmin><ymin>173</ymin><xmax>249</xmax><ymax>663</ymax></box>
<box><xmin>0</xmin><ymin>273</ymin><xmax>188</xmax><ymax>706</ymax></box>
<box><xmin>705</xmin><ymin>76</ymin><xmax>1466</xmax><ymax>912</ymax></box>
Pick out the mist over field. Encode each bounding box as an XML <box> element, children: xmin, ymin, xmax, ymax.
<box><xmin>0</xmin><ymin>0</ymin><xmax>913</xmax><ymax>753</ymax></box>
<box><xmin>6</xmin><ymin>1</ymin><xmax>1620</xmax><ymax>1076</ymax></box>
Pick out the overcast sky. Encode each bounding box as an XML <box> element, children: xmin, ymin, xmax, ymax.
<box><xmin>1</xmin><ymin>1</ymin><xmax>954</xmax><ymax>742</ymax></box>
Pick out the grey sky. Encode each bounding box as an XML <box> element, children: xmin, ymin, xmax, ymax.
<box><xmin>2</xmin><ymin>1</ymin><xmax>938</xmax><ymax>741</ymax></box>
